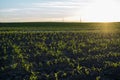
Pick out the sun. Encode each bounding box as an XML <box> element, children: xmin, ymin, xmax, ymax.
<box><xmin>80</xmin><ymin>0</ymin><xmax>120</xmax><ymax>22</ymax></box>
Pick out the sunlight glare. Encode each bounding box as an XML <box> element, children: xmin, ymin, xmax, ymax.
<box><xmin>100</xmin><ymin>23</ymin><xmax>116</xmax><ymax>33</ymax></box>
<box><xmin>80</xmin><ymin>0</ymin><xmax>120</xmax><ymax>22</ymax></box>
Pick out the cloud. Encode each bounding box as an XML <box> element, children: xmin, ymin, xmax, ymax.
<box><xmin>0</xmin><ymin>8</ymin><xmax>21</xmax><ymax>12</ymax></box>
<box><xmin>0</xmin><ymin>0</ymin><xmax>90</xmax><ymax>22</ymax></box>
<box><xmin>31</xmin><ymin>1</ymin><xmax>87</xmax><ymax>8</ymax></box>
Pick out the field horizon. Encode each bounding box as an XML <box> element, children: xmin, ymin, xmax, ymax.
<box><xmin>0</xmin><ymin>21</ymin><xmax>120</xmax><ymax>23</ymax></box>
<box><xmin>0</xmin><ymin>22</ymin><xmax>120</xmax><ymax>32</ymax></box>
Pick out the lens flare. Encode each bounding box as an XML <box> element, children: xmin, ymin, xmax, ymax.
<box><xmin>100</xmin><ymin>23</ymin><xmax>116</xmax><ymax>33</ymax></box>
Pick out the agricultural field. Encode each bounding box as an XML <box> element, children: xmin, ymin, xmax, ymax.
<box><xmin>0</xmin><ymin>22</ymin><xmax>120</xmax><ymax>80</ymax></box>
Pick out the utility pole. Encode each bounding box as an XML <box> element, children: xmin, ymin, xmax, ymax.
<box><xmin>80</xmin><ymin>17</ymin><xmax>82</xmax><ymax>22</ymax></box>
<box><xmin>63</xmin><ymin>18</ymin><xmax>64</xmax><ymax>22</ymax></box>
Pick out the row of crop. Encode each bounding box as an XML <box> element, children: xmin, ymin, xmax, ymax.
<box><xmin>0</xmin><ymin>32</ymin><xmax>120</xmax><ymax>80</ymax></box>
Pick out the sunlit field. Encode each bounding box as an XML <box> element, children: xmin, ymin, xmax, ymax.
<box><xmin>0</xmin><ymin>22</ymin><xmax>120</xmax><ymax>80</ymax></box>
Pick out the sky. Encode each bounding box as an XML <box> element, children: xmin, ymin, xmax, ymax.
<box><xmin>0</xmin><ymin>0</ymin><xmax>120</xmax><ymax>22</ymax></box>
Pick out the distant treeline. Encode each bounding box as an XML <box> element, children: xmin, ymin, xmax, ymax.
<box><xmin>0</xmin><ymin>22</ymin><xmax>120</xmax><ymax>27</ymax></box>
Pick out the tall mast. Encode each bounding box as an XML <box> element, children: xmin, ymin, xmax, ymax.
<box><xmin>80</xmin><ymin>17</ymin><xmax>82</xmax><ymax>22</ymax></box>
<box><xmin>63</xmin><ymin>18</ymin><xmax>64</xmax><ymax>22</ymax></box>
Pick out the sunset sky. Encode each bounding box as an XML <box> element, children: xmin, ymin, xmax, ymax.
<box><xmin>0</xmin><ymin>0</ymin><xmax>120</xmax><ymax>22</ymax></box>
